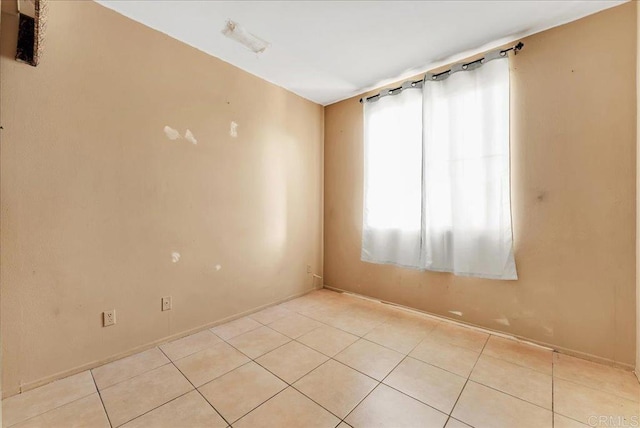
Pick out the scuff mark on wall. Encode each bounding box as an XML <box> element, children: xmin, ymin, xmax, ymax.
<box><xmin>184</xmin><ymin>129</ymin><xmax>197</xmax><ymax>145</ymax></box>
<box><xmin>171</xmin><ymin>252</ymin><xmax>181</xmax><ymax>263</ymax></box>
<box><xmin>164</xmin><ymin>126</ymin><xmax>181</xmax><ymax>140</ymax></box>
<box><xmin>229</xmin><ymin>121</ymin><xmax>238</xmax><ymax>138</ymax></box>
<box><xmin>214</xmin><ymin>264</ymin><xmax>222</xmax><ymax>271</ymax></box>
<box><xmin>494</xmin><ymin>317</ymin><xmax>511</xmax><ymax>326</ymax></box>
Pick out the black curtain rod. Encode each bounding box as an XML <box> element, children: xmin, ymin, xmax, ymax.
<box><xmin>359</xmin><ymin>42</ymin><xmax>524</xmax><ymax>104</ymax></box>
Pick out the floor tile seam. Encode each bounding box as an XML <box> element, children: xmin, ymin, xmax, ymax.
<box><xmin>114</xmin><ymin>389</ymin><xmax>197</xmax><ymax>428</ymax></box>
<box><xmin>551</xmin><ymin>375</ymin><xmax>640</xmax><ymax>405</ymax></box>
<box><xmin>94</xmin><ymin>361</ymin><xmax>175</xmax><ymax>393</ymax></box>
<box><xmin>447</xmin><ymin>334</ymin><xmax>490</xmax><ymax>426</ymax></box>
<box><xmin>91</xmin><ymin>369</ymin><xmax>114</xmax><ymax>428</ymax></box>
<box><xmin>4</xmin><ymin>384</ymin><xmax>104</xmax><ymax>428</ymax></box>
<box><xmin>157</xmin><ymin>346</ymin><xmax>232</xmax><ymax>427</ymax></box>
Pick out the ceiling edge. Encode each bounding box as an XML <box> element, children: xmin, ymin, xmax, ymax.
<box><xmin>323</xmin><ymin>0</ymin><xmax>628</xmax><ymax>107</ymax></box>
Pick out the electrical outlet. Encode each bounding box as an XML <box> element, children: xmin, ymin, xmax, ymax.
<box><xmin>307</xmin><ymin>264</ymin><xmax>312</xmax><ymax>274</ymax></box>
<box><xmin>103</xmin><ymin>310</ymin><xmax>116</xmax><ymax>327</ymax></box>
<box><xmin>162</xmin><ymin>296</ymin><xmax>172</xmax><ymax>311</ymax></box>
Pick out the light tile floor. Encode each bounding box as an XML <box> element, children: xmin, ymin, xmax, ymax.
<box><xmin>3</xmin><ymin>289</ymin><xmax>639</xmax><ymax>428</ymax></box>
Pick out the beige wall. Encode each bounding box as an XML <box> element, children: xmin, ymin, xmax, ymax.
<box><xmin>0</xmin><ymin>1</ymin><xmax>324</xmax><ymax>396</ymax></box>
<box><xmin>325</xmin><ymin>3</ymin><xmax>637</xmax><ymax>367</ymax></box>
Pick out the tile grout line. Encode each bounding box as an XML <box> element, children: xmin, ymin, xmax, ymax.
<box><xmin>482</xmin><ymin>353</ymin><xmax>552</xmax><ymax>377</ymax></box>
<box><xmin>251</xmin><ymin>342</ymin><xmax>327</xmax><ymax>386</ymax></box>
<box><xmin>339</xmin><ymin>324</ymin><xmax>436</xmax><ymax>425</ymax></box>
<box><xmin>221</xmin><ymin>324</ymin><xmax>295</xmax><ymax>360</ymax></box>
<box><xmin>154</xmin><ymin>312</ymin><xmax>316</xmax><ymax>420</ymax></box>
<box><xmin>549</xmin><ymin>375</ymin><xmax>639</xmax><ymax>426</ymax></box>
<box><xmin>122</xmin><ymin>390</ymin><xmax>198</xmax><ymax>427</ymax></box>
<box><xmin>445</xmin><ymin>335</ymin><xmax>490</xmax><ymax>427</ymax></box>
<box><xmin>8</xmin><ymin>360</ymin><xmax>173</xmax><ymax>428</ymax></box>
<box><xmin>307</xmin><ymin>316</ymin><xmax>427</xmax><ymax>357</ymax></box>
<box><xmin>99</xmin><ymin>353</ymin><xmax>196</xmax><ymax>426</ymax></box>
<box><xmin>300</xmin><ymin>306</ymin><xmax>492</xmax><ymax>362</ymax></box>
<box><xmin>375</xmin><ymin>326</ymin><xmax>457</xmax><ymax>423</ymax></box>
<box><xmin>3</xmin><ymin>387</ymin><xmax>102</xmax><ymax>428</ymax></box>
<box><xmin>216</xmin><ymin>353</ymin><xmax>329</xmax><ymax>427</ymax></box>
<box><xmin>195</xmin><ymin>359</ymin><xmax>260</xmax><ymax>427</ymax></box>
<box><xmin>288</xmin><ymin>307</ymin><xmax>528</xmax><ymax>425</ymax></box>
<box><xmin>211</xmin><ymin>323</ymin><xmax>263</xmax><ymax>342</ymax></box>
<box><xmin>338</xmin><ymin>380</ymin><xmax>382</xmax><ymax>425</ymax></box>
<box><xmin>90</xmin><ymin>350</ymin><xmax>172</xmax><ymax>392</ymax></box>
<box><xmin>552</xmin><ymin>372</ymin><xmax>639</xmax><ymax>403</ymax></box>
<box><xmin>90</xmin><ymin>370</ymin><xmax>114</xmax><ymax>428</ymax></box>
<box><xmin>228</xmin><ymin>321</ymin><xmax>357</xmax><ymax>424</ymax></box>
<box><xmin>381</xmin><ymin>382</ymin><xmax>460</xmax><ymax>419</ymax></box>
<box><xmin>449</xmin><ymin>343</ymin><xmax>581</xmax><ymax>423</ymax></box>
<box><xmin>381</xmin><ymin>338</ymin><xmax>475</xmax><ymax>385</ymax></box>
<box><xmin>463</xmin><ymin>378</ymin><xmax>553</xmax><ymax>413</ymax></box>
<box><xmin>414</xmin><ymin>327</ymin><xmax>555</xmax><ymax>376</ymax></box>
<box><xmin>158</xmin><ymin>346</ymin><xmax>234</xmax><ymax>428</ymax></box>
<box><xmin>288</xmin><ymin>382</ymin><xmax>348</xmax><ymax>422</ymax></box>
<box><xmin>226</xmin><ymin>386</ymin><xmax>294</xmax><ymax>427</ymax></box>
<box><xmin>552</xmin><ymin>410</ymin><xmax>594</xmax><ymax>427</ymax></box>
<box><xmin>223</xmin><ymin>308</ymin><xmax>407</xmax><ymax>425</ymax></box>
<box><xmin>209</xmin><ymin>320</ymin><xmax>340</xmax><ymax>426</ymax></box>
<box><xmin>270</xmin><ymin>322</ymin><xmax>327</xmax><ymax>341</ymax></box>
<box><xmin>288</xmin><ymin>354</ymin><xmax>397</xmax><ymax>423</ymax></box>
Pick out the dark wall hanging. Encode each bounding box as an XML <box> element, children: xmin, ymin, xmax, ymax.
<box><xmin>16</xmin><ymin>0</ymin><xmax>47</xmax><ymax>66</ymax></box>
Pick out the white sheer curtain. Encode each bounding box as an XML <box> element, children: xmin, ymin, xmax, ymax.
<box><xmin>362</xmin><ymin>88</ymin><xmax>423</xmax><ymax>268</ymax></box>
<box><xmin>362</xmin><ymin>58</ymin><xmax>517</xmax><ymax>280</ymax></box>
<box><xmin>422</xmin><ymin>59</ymin><xmax>517</xmax><ymax>279</ymax></box>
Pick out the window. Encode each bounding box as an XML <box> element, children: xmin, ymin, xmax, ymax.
<box><xmin>362</xmin><ymin>58</ymin><xmax>517</xmax><ymax>280</ymax></box>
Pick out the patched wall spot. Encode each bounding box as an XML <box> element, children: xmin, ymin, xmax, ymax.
<box><xmin>184</xmin><ymin>129</ymin><xmax>197</xmax><ymax>145</ymax></box>
<box><xmin>164</xmin><ymin>126</ymin><xmax>181</xmax><ymax>140</ymax></box>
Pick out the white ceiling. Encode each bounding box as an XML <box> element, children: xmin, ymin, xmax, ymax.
<box><xmin>95</xmin><ymin>0</ymin><xmax>626</xmax><ymax>106</ymax></box>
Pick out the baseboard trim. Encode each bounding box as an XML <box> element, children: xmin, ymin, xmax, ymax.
<box><xmin>323</xmin><ymin>285</ymin><xmax>635</xmax><ymax>372</ymax></box>
<box><xmin>4</xmin><ymin>287</ymin><xmax>317</xmax><ymax>399</ymax></box>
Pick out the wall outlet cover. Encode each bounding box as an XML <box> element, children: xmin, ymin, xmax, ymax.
<box><xmin>103</xmin><ymin>310</ymin><xmax>116</xmax><ymax>327</ymax></box>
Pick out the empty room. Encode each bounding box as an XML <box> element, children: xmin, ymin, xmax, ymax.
<box><xmin>0</xmin><ymin>0</ymin><xmax>639</xmax><ymax>427</ymax></box>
